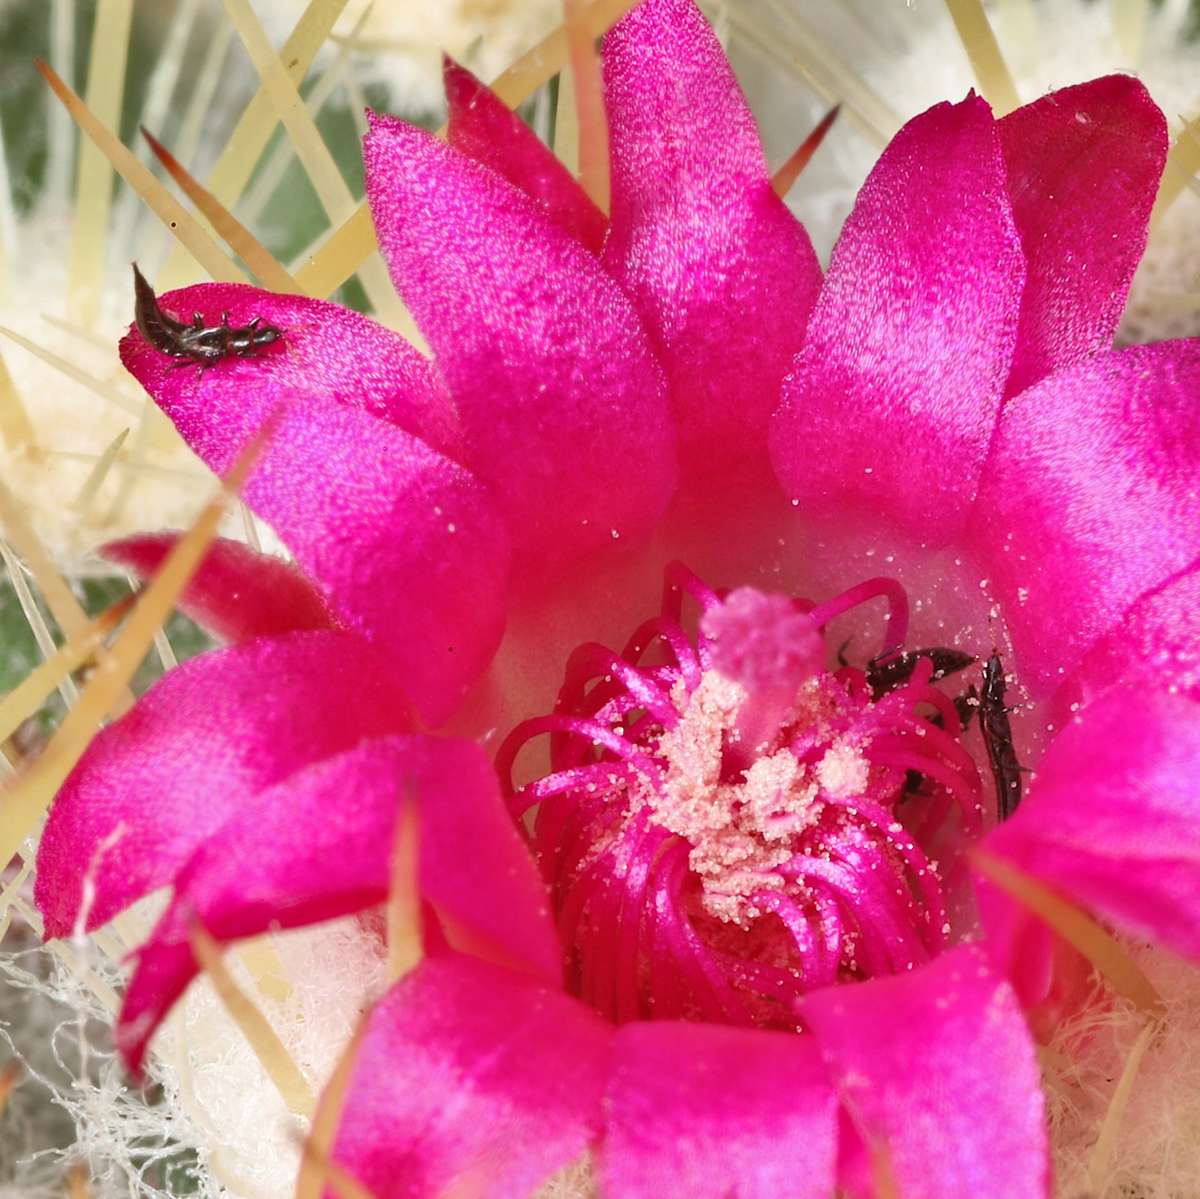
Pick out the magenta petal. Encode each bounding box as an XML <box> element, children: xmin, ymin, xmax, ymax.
<box><xmin>970</xmin><ymin>341</ymin><xmax>1200</xmax><ymax>692</ymax></box>
<box><xmin>119</xmin><ymin>282</ymin><xmax>460</xmax><ymax>455</ymax></box>
<box><xmin>973</xmin><ymin>872</ymin><xmax>1056</xmax><ymax>1011</ymax></box>
<box><xmin>329</xmin><ymin>955</ymin><xmax>611</xmax><ymax>1199</ymax></box>
<box><xmin>770</xmin><ymin>94</ymin><xmax>1024</xmax><ymax>542</ymax></box>
<box><xmin>364</xmin><ymin>111</ymin><xmax>677</xmax><ymax>577</ymax></box>
<box><xmin>412</xmin><ymin>739</ymin><xmax>559</xmax><ymax>983</ymax></box>
<box><xmin>986</xmin><ymin>686</ymin><xmax>1200</xmax><ymax>962</ymax></box>
<box><xmin>1052</xmin><ymin>562</ymin><xmax>1200</xmax><ymax>723</ymax></box>
<box><xmin>122</xmin><ymin>321</ymin><xmax>510</xmax><ymax>724</ymax></box>
<box><xmin>999</xmin><ymin>76</ymin><xmax>1167</xmax><ymax>397</ymax></box>
<box><xmin>34</xmin><ymin>632</ymin><xmax>413</xmax><ymax>939</ymax></box>
<box><xmin>803</xmin><ymin>946</ymin><xmax>1048</xmax><ymax>1199</ymax></box>
<box><xmin>103</xmin><ymin>533</ymin><xmax>333</xmax><ymax>642</ymax></box>
<box><xmin>602</xmin><ymin>1021</ymin><xmax>837</xmax><ymax>1199</ymax></box>
<box><xmin>115</xmin><ymin>735</ymin><xmax>558</xmax><ymax>1071</ymax></box>
<box><xmin>117</xmin><ymin>737</ymin><xmax>408</xmax><ymax>1073</ymax></box>
<box><xmin>444</xmin><ymin>58</ymin><xmax>608</xmax><ymax>254</ymax></box>
<box><xmin>602</xmin><ymin>0</ymin><xmax>821</xmax><ymax>484</ymax></box>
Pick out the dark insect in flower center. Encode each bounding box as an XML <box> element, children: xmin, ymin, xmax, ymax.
<box><xmin>498</xmin><ymin>565</ymin><xmax>992</xmax><ymax>1030</ymax></box>
<box><xmin>866</xmin><ymin>646</ymin><xmax>976</xmax><ymax>700</ymax></box>
<box><xmin>131</xmin><ymin>262</ymin><xmax>283</xmax><ymax>370</ymax></box>
<box><xmin>967</xmin><ymin>651</ymin><xmax>1025</xmax><ymax>821</ymax></box>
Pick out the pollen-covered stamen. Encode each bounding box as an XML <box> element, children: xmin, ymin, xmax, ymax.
<box><xmin>497</xmin><ymin>564</ymin><xmax>984</xmax><ymax>1028</ymax></box>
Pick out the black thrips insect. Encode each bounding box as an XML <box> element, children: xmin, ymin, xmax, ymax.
<box><xmin>866</xmin><ymin>646</ymin><xmax>976</xmax><ymax>700</ymax></box>
<box><xmin>974</xmin><ymin>650</ymin><xmax>1025</xmax><ymax>821</ymax></box>
<box><xmin>131</xmin><ymin>263</ymin><xmax>283</xmax><ymax>369</ymax></box>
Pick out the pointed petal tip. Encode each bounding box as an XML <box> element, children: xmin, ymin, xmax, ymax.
<box><xmin>441</xmin><ymin>52</ymin><xmax>470</xmax><ymax>92</ymax></box>
<box><xmin>998</xmin><ymin>74</ymin><xmax>1167</xmax><ymax>397</ymax></box>
<box><xmin>770</xmin><ymin>91</ymin><xmax>1022</xmax><ymax>542</ymax></box>
<box><xmin>119</xmin><ymin>280</ymin><xmax>508</xmax><ymax>724</ymax></box>
<box><xmin>603</xmin><ymin>0</ymin><xmax>821</xmax><ymax>484</ymax></box>
<box><xmin>363</xmin><ymin>106</ymin><xmax>426</xmax><ymax>147</ymax></box>
<box><xmin>33</xmin><ymin>632</ymin><xmax>415</xmax><ymax>941</ymax></box>
<box><xmin>102</xmin><ymin>533</ymin><xmax>335</xmax><ymax>644</ymax></box>
<box><xmin>366</xmin><ymin>108</ymin><xmax>676</xmax><ymax>579</ymax></box>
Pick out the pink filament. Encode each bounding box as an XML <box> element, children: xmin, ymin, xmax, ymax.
<box><xmin>562</xmin><ymin>642</ymin><xmax>681</xmax><ymax>727</ymax></box>
<box><xmin>806</xmin><ymin>576</ymin><xmax>910</xmax><ymax>655</ymax></box>
<box><xmin>661</xmin><ymin>560</ymin><xmax>722</xmax><ymax>622</ymax></box>
<box><xmin>620</xmin><ymin>615</ymin><xmax>703</xmax><ymax>691</ymax></box>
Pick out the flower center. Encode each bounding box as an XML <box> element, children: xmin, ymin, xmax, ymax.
<box><xmin>497</xmin><ymin>564</ymin><xmax>986</xmax><ymax>1028</ymax></box>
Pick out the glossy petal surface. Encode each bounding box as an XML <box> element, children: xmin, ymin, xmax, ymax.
<box><xmin>987</xmin><ymin>686</ymin><xmax>1200</xmax><ymax>962</ymax></box>
<box><xmin>364</xmin><ymin>111</ymin><xmax>677</xmax><ymax>578</ymax></box>
<box><xmin>971</xmin><ymin>341</ymin><xmax>1200</xmax><ymax>692</ymax></box>
<box><xmin>603</xmin><ymin>0</ymin><xmax>821</xmax><ymax>484</ymax></box>
<box><xmin>35</xmin><ymin>632</ymin><xmax>413</xmax><ymax>938</ymax></box>
<box><xmin>770</xmin><ymin>95</ymin><xmax>1023</xmax><ymax>542</ymax></box>
<box><xmin>104</xmin><ymin>533</ymin><xmax>333</xmax><ymax>642</ymax></box>
<box><xmin>329</xmin><ymin>955</ymin><xmax>611</xmax><ymax>1199</ymax></box>
<box><xmin>445</xmin><ymin>58</ymin><xmax>607</xmax><ymax>253</ymax></box>
<box><xmin>803</xmin><ymin>946</ymin><xmax>1047</xmax><ymax>1199</ymax></box>
<box><xmin>122</xmin><ymin>317</ymin><xmax>510</xmax><ymax>724</ymax></box>
<box><xmin>603</xmin><ymin>1021</ymin><xmax>837</xmax><ymax>1199</ymax></box>
<box><xmin>116</xmin><ymin>736</ymin><xmax>557</xmax><ymax>1070</ymax></box>
<box><xmin>999</xmin><ymin>76</ymin><xmax>1166</xmax><ymax>397</ymax></box>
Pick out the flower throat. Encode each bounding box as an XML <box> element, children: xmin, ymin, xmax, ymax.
<box><xmin>497</xmin><ymin>564</ymin><xmax>987</xmax><ymax>1029</ymax></box>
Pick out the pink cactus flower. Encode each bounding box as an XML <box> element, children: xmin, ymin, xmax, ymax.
<box><xmin>31</xmin><ymin>0</ymin><xmax>1200</xmax><ymax>1195</ymax></box>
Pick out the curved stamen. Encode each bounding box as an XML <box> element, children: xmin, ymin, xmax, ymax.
<box><xmin>621</xmin><ymin>616</ymin><xmax>703</xmax><ymax>692</ymax></box>
<box><xmin>561</xmin><ymin>642</ymin><xmax>681</xmax><ymax>728</ymax></box>
<box><xmin>780</xmin><ymin>854</ymin><xmax>918</xmax><ymax>978</ymax></box>
<box><xmin>902</xmin><ymin>679</ymin><xmax>963</xmax><ymax>731</ymax></box>
<box><xmin>656</xmin><ymin>847</ymin><xmax>753</xmax><ymax>1024</ymax></box>
<box><xmin>861</xmin><ymin>737</ymin><xmax>982</xmax><ymax>842</ymax></box>
<box><xmin>750</xmin><ymin>890</ymin><xmax>831</xmax><ymax>988</ymax></box>
<box><xmin>643</xmin><ymin>844</ymin><xmax>732</xmax><ymax>1022</ymax></box>
<box><xmin>806</xmin><ymin>576</ymin><xmax>909</xmax><ymax>655</ymax></box>
<box><xmin>497</xmin><ymin>713</ymin><xmax>663</xmax><ymax>797</ymax></box>
<box><xmin>542</xmin><ymin>799</ymin><xmax>620</xmax><ymax>905</ymax></box>
<box><xmin>515</xmin><ymin>762</ymin><xmax>634</xmax><ymax>815</ymax></box>
<box><xmin>823</xmin><ymin>827</ymin><xmax>933</xmax><ymax>967</ymax></box>
<box><xmin>615</xmin><ymin>823</ymin><xmax>672</xmax><ymax>1022</ymax></box>
<box><xmin>866</xmin><ymin>740</ymin><xmax>983</xmax><ymax>835</ymax></box>
<box><xmin>834</xmin><ymin>664</ymin><xmax>871</xmax><ymax>701</ymax></box>
<box><xmin>887</xmin><ymin>711</ymin><xmax>979</xmax><ymax>775</ymax></box>
<box><xmin>662</xmin><ymin>560</ymin><xmax>722</xmax><ymax>622</ymax></box>
<box><xmin>818</xmin><ymin>793</ymin><xmax>947</xmax><ymax>948</ymax></box>
<box><xmin>580</xmin><ymin>812</ymin><xmax>656</xmax><ymax>1019</ymax></box>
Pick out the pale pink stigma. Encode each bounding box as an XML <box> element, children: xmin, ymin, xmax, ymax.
<box><xmin>701</xmin><ymin>587</ymin><xmax>822</xmax><ymax>776</ymax></box>
<box><xmin>496</xmin><ymin>564</ymin><xmax>984</xmax><ymax>1028</ymax></box>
